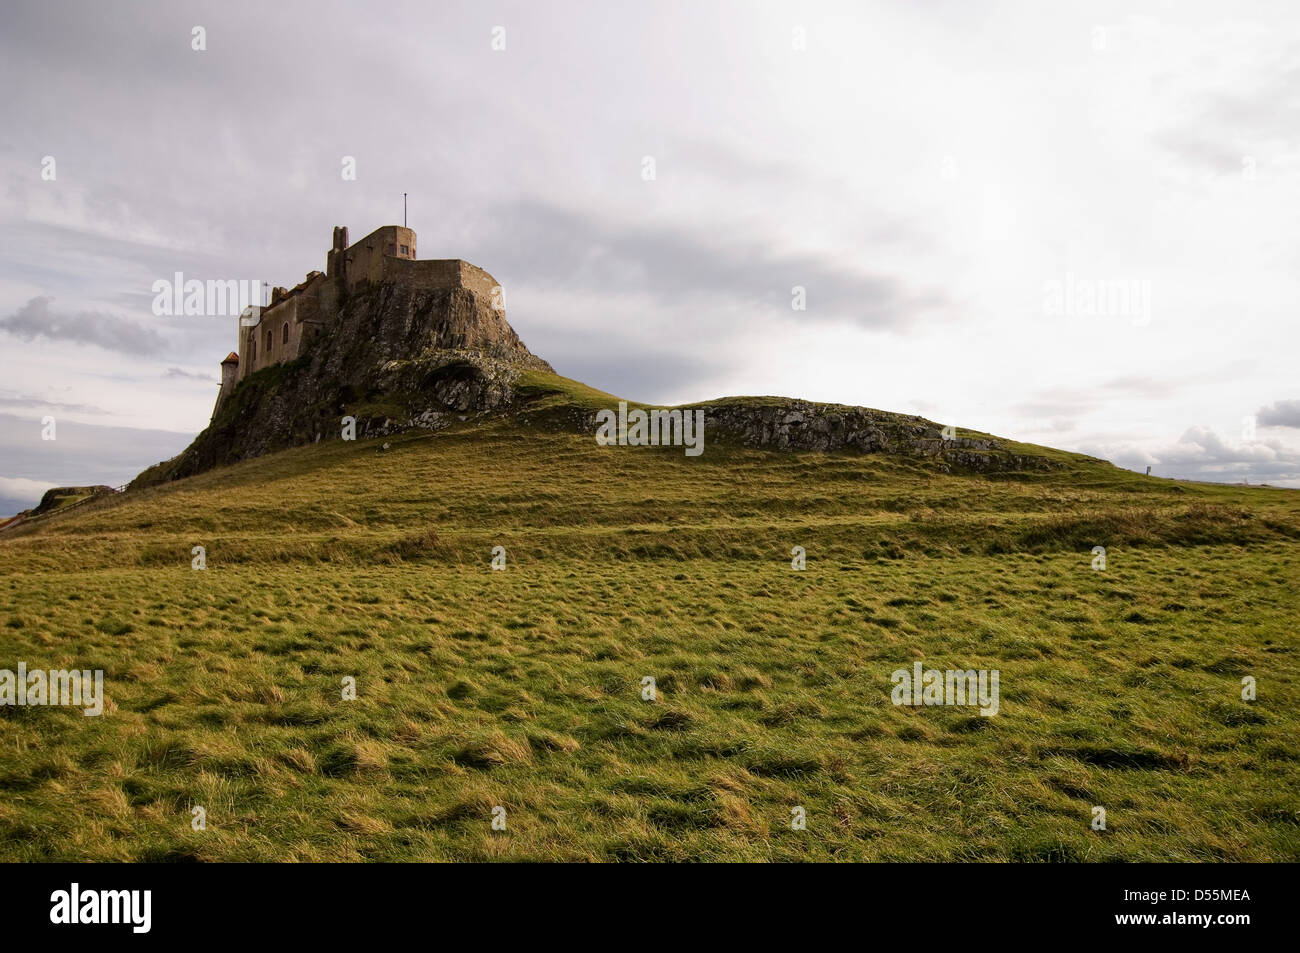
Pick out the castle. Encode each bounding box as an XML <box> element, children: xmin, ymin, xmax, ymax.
<box><xmin>214</xmin><ymin>225</ymin><xmax>504</xmax><ymax>415</ymax></box>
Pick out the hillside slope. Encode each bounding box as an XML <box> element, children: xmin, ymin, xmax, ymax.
<box><xmin>127</xmin><ymin>264</ymin><xmax>1079</xmax><ymax>487</ymax></box>
<box><xmin>1</xmin><ymin>417</ymin><xmax>1297</xmax><ymax>861</ymax></box>
<box><xmin>137</xmin><ymin>361</ymin><xmax>1081</xmax><ymax>491</ymax></box>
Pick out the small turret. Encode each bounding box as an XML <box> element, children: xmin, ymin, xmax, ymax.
<box><xmin>213</xmin><ymin>351</ymin><xmax>239</xmax><ymax>418</ymax></box>
<box><xmin>326</xmin><ymin>225</ymin><xmax>349</xmax><ymax>280</ymax></box>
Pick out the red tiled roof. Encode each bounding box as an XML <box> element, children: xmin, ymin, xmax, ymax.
<box><xmin>222</xmin><ymin>352</ymin><xmax>239</xmax><ymax>363</ymax></box>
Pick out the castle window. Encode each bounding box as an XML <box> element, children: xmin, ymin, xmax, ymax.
<box><xmin>399</xmin><ymin>244</ymin><xmax>409</xmax><ymax>255</ymax></box>
<box><xmin>266</xmin><ymin>329</ymin><xmax>273</xmax><ymax>354</ymax></box>
<box><xmin>283</xmin><ymin>323</ymin><xmax>289</xmax><ymax>344</ymax></box>
<box><xmin>251</xmin><ymin>340</ymin><xmax>256</xmax><ymax>362</ymax></box>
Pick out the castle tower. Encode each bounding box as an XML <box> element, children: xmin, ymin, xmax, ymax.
<box><xmin>326</xmin><ymin>226</ymin><xmax>349</xmax><ymax>280</ymax></box>
<box><xmin>214</xmin><ymin>351</ymin><xmax>239</xmax><ymax>417</ymax></box>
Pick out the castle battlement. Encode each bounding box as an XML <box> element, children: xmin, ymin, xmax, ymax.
<box><xmin>215</xmin><ymin>225</ymin><xmax>504</xmax><ymax>416</ymax></box>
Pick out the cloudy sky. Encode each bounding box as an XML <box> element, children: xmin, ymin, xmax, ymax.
<box><xmin>2</xmin><ymin>0</ymin><xmax>1298</xmax><ymax>512</ymax></box>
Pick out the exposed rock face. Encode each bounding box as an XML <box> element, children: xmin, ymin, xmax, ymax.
<box><xmin>579</xmin><ymin>399</ymin><xmax>1061</xmax><ymax>473</ymax></box>
<box><xmin>700</xmin><ymin>400</ymin><xmax>966</xmax><ymax>454</ymax></box>
<box><xmin>699</xmin><ymin>400</ymin><xmax>1057</xmax><ymax>470</ymax></box>
<box><xmin>134</xmin><ymin>280</ymin><xmax>552</xmax><ymax>486</ymax></box>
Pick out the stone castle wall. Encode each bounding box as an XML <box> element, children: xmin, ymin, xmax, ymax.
<box><xmin>458</xmin><ymin>261</ymin><xmax>503</xmax><ymax>304</ymax></box>
<box><xmin>343</xmin><ymin>225</ymin><xmax>416</xmax><ymax>292</ymax></box>
<box><xmin>237</xmin><ymin>273</ymin><xmax>327</xmax><ymax>381</ymax></box>
<box><xmin>377</xmin><ymin>257</ymin><xmax>503</xmax><ymax>308</ymax></box>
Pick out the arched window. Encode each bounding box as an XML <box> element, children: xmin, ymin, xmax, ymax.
<box><xmin>266</xmin><ymin>329</ymin><xmax>273</xmax><ymax>354</ymax></box>
<box><xmin>283</xmin><ymin>323</ymin><xmax>289</xmax><ymax>344</ymax></box>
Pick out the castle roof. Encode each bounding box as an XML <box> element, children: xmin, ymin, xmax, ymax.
<box><xmin>222</xmin><ymin>352</ymin><xmax>239</xmax><ymax>364</ymax></box>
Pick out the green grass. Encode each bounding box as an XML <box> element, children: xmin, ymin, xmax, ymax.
<box><xmin>1</xmin><ymin>417</ymin><xmax>1297</xmax><ymax>861</ymax></box>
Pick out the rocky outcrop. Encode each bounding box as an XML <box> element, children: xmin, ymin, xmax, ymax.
<box><xmin>697</xmin><ymin>399</ymin><xmax>1058</xmax><ymax>470</ymax></box>
<box><xmin>698</xmin><ymin>400</ymin><xmax>970</xmax><ymax>454</ymax></box>
<box><xmin>133</xmin><ymin>280</ymin><xmax>552</xmax><ymax>487</ymax></box>
<box><xmin>566</xmin><ymin>399</ymin><xmax>1061</xmax><ymax>473</ymax></box>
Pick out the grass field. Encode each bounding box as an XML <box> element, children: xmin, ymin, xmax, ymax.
<box><xmin>1</xmin><ymin>409</ymin><xmax>1298</xmax><ymax>861</ymax></box>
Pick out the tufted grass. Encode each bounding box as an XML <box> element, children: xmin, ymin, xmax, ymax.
<box><xmin>0</xmin><ymin>421</ymin><xmax>1297</xmax><ymax>861</ymax></box>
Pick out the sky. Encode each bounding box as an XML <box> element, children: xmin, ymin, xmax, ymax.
<box><xmin>1</xmin><ymin>0</ymin><xmax>1298</xmax><ymax>514</ymax></box>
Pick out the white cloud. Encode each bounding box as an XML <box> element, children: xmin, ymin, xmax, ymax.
<box><xmin>1090</xmin><ymin>425</ymin><xmax>1300</xmax><ymax>487</ymax></box>
<box><xmin>0</xmin><ymin>476</ymin><xmax>58</xmax><ymax>499</ymax></box>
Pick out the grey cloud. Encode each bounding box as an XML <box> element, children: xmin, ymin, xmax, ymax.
<box><xmin>0</xmin><ymin>392</ymin><xmax>107</xmax><ymax>414</ymax></box>
<box><xmin>670</xmin><ymin>139</ymin><xmax>933</xmax><ymax>250</ymax></box>
<box><xmin>0</xmin><ymin>220</ymin><xmax>230</xmax><ymax>303</ymax></box>
<box><xmin>1011</xmin><ymin>376</ymin><xmax>1180</xmax><ymax>420</ymax></box>
<box><xmin>1031</xmin><ymin>418</ymin><xmax>1077</xmax><ymax>434</ymax></box>
<box><xmin>0</xmin><ymin>412</ymin><xmax>193</xmax><ymax>513</ymax></box>
<box><xmin>1158</xmin><ymin>48</ymin><xmax>1300</xmax><ymax>172</ymax></box>
<box><xmin>0</xmin><ymin>295</ymin><xmax>163</xmax><ymax>354</ymax></box>
<box><xmin>1159</xmin><ymin>426</ymin><xmax>1274</xmax><ymax>464</ymax></box>
<box><xmin>1012</xmin><ymin>399</ymin><xmax>1086</xmax><ymax>419</ymax></box>
<box><xmin>489</xmin><ymin>200</ymin><xmax>946</xmax><ymax>330</ymax></box>
<box><xmin>1102</xmin><ymin>375</ymin><xmax>1178</xmax><ymax>397</ymax></box>
<box><xmin>1155</xmin><ymin>130</ymin><xmax>1245</xmax><ymax>174</ymax></box>
<box><xmin>1099</xmin><ymin>425</ymin><xmax>1300</xmax><ymax>487</ymax></box>
<box><xmin>1257</xmin><ymin>399</ymin><xmax>1300</xmax><ymax>429</ymax></box>
<box><xmin>1200</xmin><ymin>62</ymin><xmax>1300</xmax><ymax>138</ymax></box>
<box><xmin>163</xmin><ymin>367</ymin><xmax>216</xmax><ymax>382</ymax></box>
<box><xmin>529</xmin><ymin>328</ymin><xmax>730</xmax><ymax>404</ymax></box>
<box><xmin>0</xmin><ymin>222</ymin><xmax>259</xmax><ymax>365</ymax></box>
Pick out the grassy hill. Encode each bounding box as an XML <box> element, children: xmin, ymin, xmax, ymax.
<box><xmin>1</xmin><ymin>393</ymin><xmax>1298</xmax><ymax>861</ymax></box>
